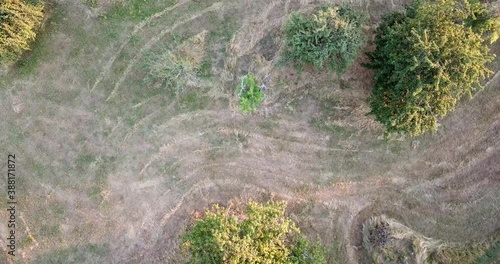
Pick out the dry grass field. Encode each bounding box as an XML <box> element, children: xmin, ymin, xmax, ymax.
<box><xmin>0</xmin><ymin>0</ymin><xmax>499</xmax><ymax>263</ymax></box>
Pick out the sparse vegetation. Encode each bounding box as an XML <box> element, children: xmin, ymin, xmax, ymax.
<box><xmin>102</xmin><ymin>0</ymin><xmax>176</xmax><ymax>21</ymax></box>
<box><xmin>182</xmin><ymin>200</ymin><xmax>326</xmax><ymax>264</ymax></box>
<box><xmin>82</xmin><ymin>0</ymin><xmax>97</xmax><ymax>8</ymax></box>
<box><xmin>143</xmin><ymin>32</ymin><xmax>207</xmax><ymax>98</ymax></box>
<box><xmin>283</xmin><ymin>5</ymin><xmax>365</xmax><ymax>74</ymax></box>
<box><xmin>367</xmin><ymin>0</ymin><xmax>499</xmax><ymax>136</ymax></box>
<box><xmin>32</xmin><ymin>243</ymin><xmax>111</xmax><ymax>264</ymax></box>
<box><xmin>236</xmin><ymin>73</ymin><xmax>265</xmax><ymax>113</ymax></box>
<box><xmin>144</xmin><ymin>48</ymin><xmax>198</xmax><ymax>96</ymax></box>
<box><xmin>0</xmin><ymin>0</ymin><xmax>44</xmax><ymax>65</ymax></box>
<box><xmin>196</xmin><ymin>60</ymin><xmax>212</xmax><ymax>78</ymax></box>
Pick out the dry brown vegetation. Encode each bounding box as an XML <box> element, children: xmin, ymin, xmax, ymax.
<box><xmin>0</xmin><ymin>0</ymin><xmax>499</xmax><ymax>263</ymax></box>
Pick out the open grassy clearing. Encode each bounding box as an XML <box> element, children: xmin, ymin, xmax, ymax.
<box><xmin>0</xmin><ymin>0</ymin><xmax>499</xmax><ymax>263</ymax></box>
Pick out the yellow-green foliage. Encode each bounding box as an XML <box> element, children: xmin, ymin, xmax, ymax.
<box><xmin>0</xmin><ymin>0</ymin><xmax>44</xmax><ymax>65</ymax></box>
<box><xmin>367</xmin><ymin>0</ymin><xmax>498</xmax><ymax>137</ymax></box>
<box><xmin>182</xmin><ymin>201</ymin><xmax>327</xmax><ymax>264</ymax></box>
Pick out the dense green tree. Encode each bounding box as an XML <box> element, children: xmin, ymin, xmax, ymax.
<box><xmin>367</xmin><ymin>0</ymin><xmax>498</xmax><ymax>136</ymax></box>
<box><xmin>289</xmin><ymin>236</ymin><xmax>327</xmax><ymax>264</ymax></box>
<box><xmin>283</xmin><ymin>5</ymin><xmax>365</xmax><ymax>75</ymax></box>
<box><xmin>0</xmin><ymin>0</ymin><xmax>44</xmax><ymax>65</ymax></box>
<box><xmin>182</xmin><ymin>201</ymin><xmax>327</xmax><ymax>264</ymax></box>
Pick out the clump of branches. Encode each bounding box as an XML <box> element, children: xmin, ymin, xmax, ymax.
<box><xmin>368</xmin><ymin>221</ymin><xmax>391</xmax><ymax>248</ymax></box>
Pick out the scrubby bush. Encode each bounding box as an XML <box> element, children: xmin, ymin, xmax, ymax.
<box><xmin>182</xmin><ymin>200</ymin><xmax>327</xmax><ymax>264</ymax></box>
<box><xmin>283</xmin><ymin>5</ymin><xmax>365</xmax><ymax>75</ymax></box>
<box><xmin>236</xmin><ymin>73</ymin><xmax>265</xmax><ymax>114</ymax></box>
<box><xmin>367</xmin><ymin>0</ymin><xmax>499</xmax><ymax>137</ymax></box>
<box><xmin>144</xmin><ymin>32</ymin><xmax>207</xmax><ymax>96</ymax></box>
<box><xmin>144</xmin><ymin>49</ymin><xmax>199</xmax><ymax>96</ymax></box>
<box><xmin>0</xmin><ymin>0</ymin><xmax>44</xmax><ymax>65</ymax></box>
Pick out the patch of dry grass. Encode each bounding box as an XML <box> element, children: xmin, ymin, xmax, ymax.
<box><xmin>363</xmin><ymin>215</ymin><xmax>500</xmax><ymax>264</ymax></box>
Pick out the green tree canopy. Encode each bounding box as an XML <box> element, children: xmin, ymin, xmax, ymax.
<box><xmin>367</xmin><ymin>0</ymin><xmax>498</xmax><ymax>136</ymax></box>
<box><xmin>283</xmin><ymin>5</ymin><xmax>365</xmax><ymax>75</ymax></box>
<box><xmin>0</xmin><ymin>0</ymin><xmax>44</xmax><ymax>65</ymax></box>
<box><xmin>182</xmin><ymin>200</ymin><xmax>326</xmax><ymax>264</ymax></box>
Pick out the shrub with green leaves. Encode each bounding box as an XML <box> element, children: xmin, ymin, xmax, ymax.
<box><xmin>283</xmin><ymin>6</ymin><xmax>365</xmax><ymax>74</ymax></box>
<box><xmin>236</xmin><ymin>73</ymin><xmax>265</xmax><ymax>113</ymax></box>
<box><xmin>367</xmin><ymin>0</ymin><xmax>499</xmax><ymax>137</ymax></box>
<box><xmin>182</xmin><ymin>200</ymin><xmax>327</xmax><ymax>264</ymax></box>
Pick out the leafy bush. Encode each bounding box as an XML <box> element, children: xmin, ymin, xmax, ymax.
<box><xmin>182</xmin><ymin>200</ymin><xmax>327</xmax><ymax>264</ymax></box>
<box><xmin>0</xmin><ymin>0</ymin><xmax>44</xmax><ymax>65</ymax></box>
<box><xmin>236</xmin><ymin>73</ymin><xmax>265</xmax><ymax>113</ymax></box>
<box><xmin>283</xmin><ymin>6</ymin><xmax>365</xmax><ymax>74</ymax></box>
<box><xmin>367</xmin><ymin>0</ymin><xmax>498</xmax><ymax>136</ymax></box>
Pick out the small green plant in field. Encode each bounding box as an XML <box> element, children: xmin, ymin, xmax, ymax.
<box><xmin>283</xmin><ymin>5</ymin><xmax>365</xmax><ymax>75</ymax></box>
<box><xmin>236</xmin><ymin>73</ymin><xmax>265</xmax><ymax>114</ymax></box>
<box><xmin>196</xmin><ymin>60</ymin><xmax>212</xmax><ymax>78</ymax></box>
<box><xmin>182</xmin><ymin>200</ymin><xmax>327</xmax><ymax>264</ymax></box>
